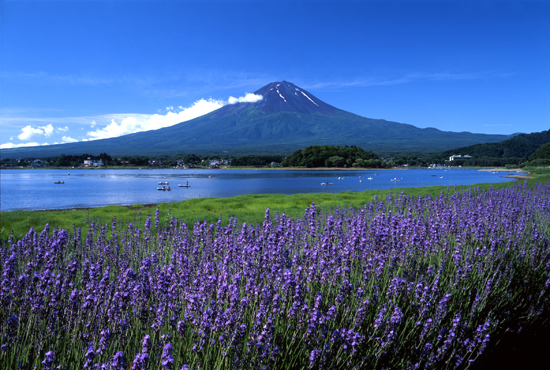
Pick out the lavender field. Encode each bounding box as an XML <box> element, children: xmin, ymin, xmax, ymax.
<box><xmin>1</xmin><ymin>182</ymin><xmax>549</xmax><ymax>369</ymax></box>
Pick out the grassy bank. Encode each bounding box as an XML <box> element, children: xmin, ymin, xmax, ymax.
<box><xmin>4</xmin><ymin>174</ymin><xmax>546</xmax><ymax>241</ymax></box>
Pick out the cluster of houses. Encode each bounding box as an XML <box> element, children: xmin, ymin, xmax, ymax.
<box><xmin>173</xmin><ymin>159</ymin><xmax>233</xmax><ymax>169</ymax></box>
<box><xmin>83</xmin><ymin>158</ymin><xmax>104</xmax><ymax>167</ymax></box>
<box><xmin>31</xmin><ymin>159</ymin><xmax>50</xmax><ymax>167</ymax></box>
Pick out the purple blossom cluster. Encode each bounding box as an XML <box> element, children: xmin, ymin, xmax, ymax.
<box><xmin>1</xmin><ymin>182</ymin><xmax>549</xmax><ymax>369</ymax></box>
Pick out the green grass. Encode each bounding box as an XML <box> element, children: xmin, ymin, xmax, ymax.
<box><xmin>2</xmin><ymin>170</ymin><xmax>548</xmax><ymax>242</ymax></box>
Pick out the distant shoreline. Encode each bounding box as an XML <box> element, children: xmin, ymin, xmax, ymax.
<box><xmin>477</xmin><ymin>168</ymin><xmax>532</xmax><ymax>180</ymax></box>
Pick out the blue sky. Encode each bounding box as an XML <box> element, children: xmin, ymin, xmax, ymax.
<box><xmin>1</xmin><ymin>0</ymin><xmax>549</xmax><ymax>149</ymax></box>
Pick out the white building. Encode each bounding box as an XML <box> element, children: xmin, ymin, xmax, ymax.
<box><xmin>449</xmin><ymin>155</ymin><xmax>472</xmax><ymax>161</ymax></box>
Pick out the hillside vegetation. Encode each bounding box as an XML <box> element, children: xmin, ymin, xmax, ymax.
<box><xmin>520</xmin><ymin>142</ymin><xmax>550</xmax><ymax>166</ymax></box>
<box><xmin>281</xmin><ymin>145</ymin><xmax>385</xmax><ymax>168</ymax></box>
<box><xmin>437</xmin><ymin>130</ymin><xmax>550</xmax><ymax>166</ymax></box>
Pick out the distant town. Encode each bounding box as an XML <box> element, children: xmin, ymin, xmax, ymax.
<box><xmin>0</xmin><ymin>151</ymin><xmax>496</xmax><ymax>170</ymax></box>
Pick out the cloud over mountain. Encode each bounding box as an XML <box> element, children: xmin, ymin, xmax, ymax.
<box><xmin>227</xmin><ymin>93</ymin><xmax>263</xmax><ymax>104</ymax></box>
<box><xmin>86</xmin><ymin>93</ymin><xmax>263</xmax><ymax>140</ymax></box>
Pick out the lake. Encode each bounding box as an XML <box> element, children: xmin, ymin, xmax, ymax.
<box><xmin>0</xmin><ymin>168</ymin><xmax>523</xmax><ymax>211</ymax></box>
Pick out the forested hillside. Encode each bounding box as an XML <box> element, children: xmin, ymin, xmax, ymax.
<box><xmin>281</xmin><ymin>145</ymin><xmax>386</xmax><ymax>168</ymax></box>
<box><xmin>520</xmin><ymin>142</ymin><xmax>550</xmax><ymax>166</ymax></box>
<box><xmin>434</xmin><ymin>130</ymin><xmax>550</xmax><ymax>166</ymax></box>
<box><xmin>441</xmin><ymin>130</ymin><xmax>550</xmax><ymax>158</ymax></box>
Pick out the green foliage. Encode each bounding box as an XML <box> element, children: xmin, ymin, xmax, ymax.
<box><xmin>281</xmin><ymin>145</ymin><xmax>383</xmax><ymax>168</ymax></box>
<box><xmin>520</xmin><ymin>142</ymin><xmax>550</xmax><ymax>167</ymax></box>
<box><xmin>436</xmin><ymin>130</ymin><xmax>550</xmax><ymax>166</ymax></box>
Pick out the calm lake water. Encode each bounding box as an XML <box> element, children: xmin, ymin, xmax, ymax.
<box><xmin>0</xmin><ymin>168</ymin><xmax>524</xmax><ymax>211</ymax></box>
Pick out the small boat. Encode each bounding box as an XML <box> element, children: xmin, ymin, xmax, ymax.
<box><xmin>321</xmin><ymin>182</ymin><xmax>333</xmax><ymax>186</ymax></box>
<box><xmin>157</xmin><ymin>186</ymin><xmax>171</xmax><ymax>191</ymax></box>
<box><xmin>179</xmin><ymin>182</ymin><xmax>191</xmax><ymax>188</ymax></box>
<box><xmin>439</xmin><ymin>176</ymin><xmax>443</xmax><ymax>178</ymax></box>
<box><xmin>359</xmin><ymin>179</ymin><xmax>363</xmax><ymax>183</ymax></box>
<box><xmin>54</xmin><ymin>181</ymin><xmax>64</xmax><ymax>184</ymax></box>
<box><xmin>158</xmin><ymin>181</ymin><xmax>169</xmax><ymax>185</ymax></box>
<box><xmin>367</xmin><ymin>177</ymin><xmax>373</xmax><ymax>180</ymax></box>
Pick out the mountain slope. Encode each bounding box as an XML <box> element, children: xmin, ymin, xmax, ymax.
<box><xmin>1</xmin><ymin>81</ymin><xmax>511</xmax><ymax>158</ymax></box>
<box><xmin>439</xmin><ymin>130</ymin><xmax>550</xmax><ymax>159</ymax></box>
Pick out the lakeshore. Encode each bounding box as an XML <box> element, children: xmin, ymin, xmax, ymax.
<box><xmin>0</xmin><ymin>167</ymin><xmax>524</xmax><ymax>212</ymax></box>
<box><xmin>0</xmin><ymin>175</ymin><xmax>527</xmax><ymax>241</ymax></box>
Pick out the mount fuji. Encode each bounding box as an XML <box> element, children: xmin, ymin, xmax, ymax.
<box><xmin>1</xmin><ymin>81</ymin><xmax>510</xmax><ymax>158</ymax></box>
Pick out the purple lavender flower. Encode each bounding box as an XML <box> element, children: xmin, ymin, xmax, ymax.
<box><xmin>111</xmin><ymin>351</ymin><xmax>126</xmax><ymax>370</ymax></box>
<box><xmin>142</xmin><ymin>334</ymin><xmax>151</xmax><ymax>353</ymax></box>
<box><xmin>83</xmin><ymin>346</ymin><xmax>96</xmax><ymax>368</ymax></box>
<box><xmin>131</xmin><ymin>353</ymin><xmax>149</xmax><ymax>370</ymax></box>
<box><xmin>161</xmin><ymin>343</ymin><xmax>174</xmax><ymax>370</ymax></box>
<box><xmin>42</xmin><ymin>351</ymin><xmax>55</xmax><ymax>370</ymax></box>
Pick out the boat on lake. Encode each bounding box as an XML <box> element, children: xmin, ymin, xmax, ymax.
<box><xmin>54</xmin><ymin>181</ymin><xmax>64</xmax><ymax>184</ymax></box>
<box><xmin>321</xmin><ymin>182</ymin><xmax>333</xmax><ymax>186</ymax></box>
<box><xmin>157</xmin><ymin>186</ymin><xmax>171</xmax><ymax>191</ymax></box>
<box><xmin>158</xmin><ymin>181</ymin><xmax>169</xmax><ymax>185</ymax></box>
<box><xmin>179</xmin><ymin>181</ymin><xmax>191</xmax><ymax>188</ymax></box>
<box><xmin>367</xmin><ymin>177</ymin><xmax>373</xmax><ymax>180</ymax></box>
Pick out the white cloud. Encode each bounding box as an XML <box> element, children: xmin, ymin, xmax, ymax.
<box><xmin>62</xmin><ymin>136</ymin><xmax>78</xmax><ymax>143</ymax></box>
<box><xmin>2</xmin><ymin>92</ymin><xmax>264</xmax><ymax>147</ymax></box>
<box><xmin>17</xmin><ymin>124</ymin><xmax>54</xmax><ymax>140</ymax></box>
<box><xmin>87</xmin><ymin>98</ymin><xmax>225</xmax><ymax>140</ymax></box>
<box><xmin>56</xmin><ymin>126</ymin><xmax>69</xmax><ymax>133</ymax></box>
<box><xmin>227</xmin><ymin>93</ymin><xmax>263</xmax><ymax>104</ymax></box>
<box><xmin>0</xmin><ymin>142</ymin><xmax>42</xmax><ymax>149</ymax></box>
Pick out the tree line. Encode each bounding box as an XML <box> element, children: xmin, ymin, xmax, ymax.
<box><xmin>281</xmin><ymin>145</ymin><xmax>389</xmax><ymax>168</ymax></box>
